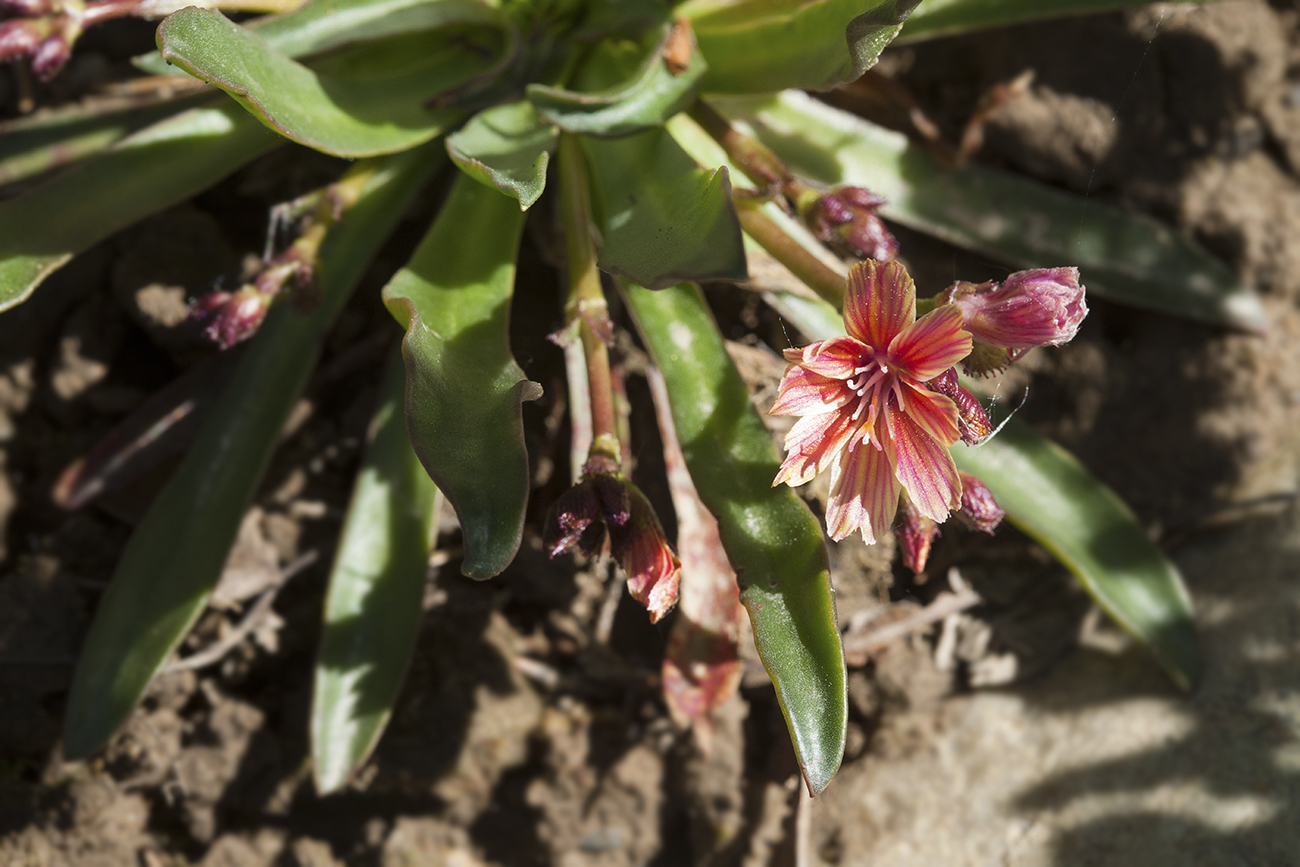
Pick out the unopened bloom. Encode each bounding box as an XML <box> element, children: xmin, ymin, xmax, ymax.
<box><xmin>956</xmin><ymin>472</ymin><xmax>1004</xmax><ymax>534</ymax></box>
<box><xmin>545</xmin><ymin>457</ymin><xmax>680</xmax><ymax>622</ymax></box>
<box><xmin>894</xmin><ymin>493</ymin><xmax>938</xmax><ymax>573</ymax></box>
<box><xmin>800</xmin><ymin>186</ymin><xmax>899</xmax><ymax>262</ymax></box>
<box><xmin>189</xmin><ymin>286</ymin><xmax>269</xmax><ymax>349</ymax></box>
<box><xmin>944</xmin><ymin>267</ymin><xmax>1086</xmax><ymax>350</ymax></box>
<box><xmin>772</xmin><ymin>260</ymin><xmax>973</xmax><ymax>543</ymax></box>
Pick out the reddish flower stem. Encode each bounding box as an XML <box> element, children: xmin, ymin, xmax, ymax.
<box><xmin>557</xmin><ymin>133</ymin><xmax>620</xmax><ymax>464</ymax></box>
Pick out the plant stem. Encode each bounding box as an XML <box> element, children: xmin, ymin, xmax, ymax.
<box><xmin>557</xmin><ymin>134</ymin><xmax>620</xmax><ymax>467</ymax></box>
<box><xmin>735</xmin><ymin>202</ymin><xmax>846</xmax><ymax>308</ymax></box>
<box><xmin>689</xmin><ymin>99</ymin><xmax>808</xmax><ymax>203</ymax></box>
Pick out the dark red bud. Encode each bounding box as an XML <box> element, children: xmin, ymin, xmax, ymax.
<box><xmin>928</xmin><ymin>367</ymin><xmax>993</xmax><ymax>445</ymax></box>
<box><xmin>894</xmin><ymin>496</ymin><xmax>938</xmax><ymax>574</ymax></box>
<box><xmin>29</xmin><ymin>32</ymin><xmax>70</xmax><ymax>80</ymax></box>
<box><xmin>189</xmin><ymin>287</ymin><xmax>269</xmax><ymax>349</ymax></box>
<box><xmin>544</xmin><ymin>482</ymin><xmax>603</xmax><ymax>558</ymax></box>
<box><xmin>0</xmin><ymin>18</ymin><xmax>44</xmax><ymax>60</ymax></box>
<box><xmin>0</xmin><ymin>0</ymin><xmax>52</xmax><ymax>16</ymax></box>
<box><xmin>806</xmin><ymin>186</ymin><xmax>899</xmax><ymax>262</ymax></box>
<box><xmin>957</xmin><ymin>473</ymin><xmax>1004</xmax><ymax>534</ymax></box>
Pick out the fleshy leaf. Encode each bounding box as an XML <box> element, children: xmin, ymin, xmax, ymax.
<box><xmin>952</xmin><ymin>421</ymin><xmax>1199</xmax><ymax>690</ymax></box>
<box><xmin>583</xmin><ymin>127</ymin><xmax>747</xmax><ymax>290</ymax></box>
<box><xmin>313</xmin><ymin>348</ymin><xmax>441</xmax><ymax>794</ymax></box>
<box><xmin>898</xmin><ymin>0</ymin><xmax>1206</xmax><ymax>43</ymax></box>
<box><xmin>716</xmin><ymin>91</ymin><xmax>1266</xmax><ymax>332</ymax></box>
<box><xmin>446</xmin><ymin>100</ymin><xmax>557</xmax><ymax>210</ymax></box>
<box><xmin>678</xmin><ymin>0</ymin><xmax>920</xmax><ymax>93</ymax></box>
<box><xmin>526</xmin><ymin>24</ymin><xmax>706</xmax><ymax>137</ymax></box>
<box><xmin>136</xmin><ymin>0</ymin><xmax>502</xmax><ymax>74</ymax></box>
<box><xmin>624</xmin><ymin>280</ymin><xmax>846</xmax><ymax>796</ymax></box>
<box><xmin>0</xmin><ymin>100</ymin><xmax>279</xmax><ymax>314</ymax></box>
<box><xmin>382</xmin><ymin>174</ymin><xmax>539</xmax><ymax>580</ymax></box>
<box><xmin>157</xmin><ymin>7</ymin><xmax>502</xmax><ymax>157</ymax></box>
<box><xmin>62</xmin><ymin>146</ymin><xmax>442</xmax><ymax>759</ymax></box>
<box><xmin>765</xmin><ymin>288</ymin><xmax>1200</xmax><ymax>691</ymax></box>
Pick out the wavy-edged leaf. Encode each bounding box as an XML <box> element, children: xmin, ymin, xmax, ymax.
<box><xmin>679</xmin><ymin>0</ymin><xmax>919</xmax><ymax>93</ymax></box>
<box><xmin>583</xmin><ymin>127</ymin><xmax>746</xmax><ymax>290</ymax></box>
<box><xmin>136</xmin><ymin>0</ymin><xmax>502</xmax><ymax>74</ymax></box>
<box><xmin>447</xmin><ymin>101</ymin><xmax>557</xmax><ymax>210</ymax></box>
<box><xmin>157</xmin><ymin>7</ymin><xmax>502</xmax><ymax>157</ymax></box>
<box><xmin>898</xmin><ymin>0</ymin><xmax>1206</xmax><ymax>43</ymax></box>
<box><xmin>62</xmin><ymin>146</ymin><xmax>441</xmax><ymax>759</ymax></box>
<box><xmin>312</xmin><ymin>347</ymin><xmax>440</xmax><ymax>794</ymax></box>
<box><xmin>953</xmin><ymin>421</ymin><xmax>1199</xmax><ymax>690</ymax></box>
<box><xmin>0</xmin><ymin>100</ymin><xmax>279</xmax><ymax>315</ymax></box>
<box><xmin>382</xmin><ymin>174</ymin><xmax>539</xmax><ymax>580</ymax></box>
<box><xmin>526</xmin><ymin>25</ymin><xmax>706</xmax><ymax>137</ymax></box>
<box><xmin>716</xmin><ymin>91</ymin><xmax>1266</xmax><ymax>332</ymax></box>
<box><xmin>764</xmin><ymin>288</ymin><xmax>1200</xmax><ymax>691</ymax></box>
<box><xmin>624</xmin><ymin>280</ymin><xmax>845</xmax><ymax>796</ymax></box>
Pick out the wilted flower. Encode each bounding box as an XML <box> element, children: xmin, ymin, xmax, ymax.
<box><xmin>944</xmin><ymin>267</ymin><xmax>1086</xmax><ymax>351</ymax></box>
<box><xmin>545</xmin><ymin>456</ymin><xmax>680</xmax><ymax>622</ymax></box>
<box><xmin>772</xmin><ymin>259</ymin><xmax>973</xmax><ymax>543</ymax></box>
<box><xmin>800</xmin><ymin>186</ymin><xmax>899</xmax><ymax>262</ymax></box>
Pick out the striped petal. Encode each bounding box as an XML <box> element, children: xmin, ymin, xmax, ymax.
<box><xmin>825</xmin><ymin>431</ymin><xmax>899</xmax><ymax>543</ymax></box>
<box><xmin>844</xmin><ymin>260</ymin><xmax>915</xmax><ymax>350</ymax></box>
<box><xmin>889</xmin><ymin>305</ymin><xmax>972</xmax><ymax>382</ymax></box>
<box><xmin>771</xmin><ymin>364</ymin><xmax>852</xmax><ymax>416</ymax></box>
<box><xmin>898</xmin><ymin>380</ymin><xmax>960</xmax><ymax>446</ymax></box>
<box><xmin>782</xmin><ymin>336</ymin><xmax>867</xmax><ymax>380</ymax></box>
<box><xmin>888</xmin><ymin>406</ymin><xmax>962</xmax><ymax>522</ymax></box>
<box><xmin>773</xmin><ymin>409</ymin><xmax>857</xmax><ymax>488</ymax></box>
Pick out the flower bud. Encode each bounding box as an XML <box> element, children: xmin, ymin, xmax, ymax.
<box><xmin>894</xmin><ymin>494</ymin><xmax>938</xmax><ymax>574</ymax></box>
<box><xmin>0</xmin><ymin>0</ymin><xmax>53</xmax><ymax>17</ymax></box>
<box><xmin>927</xmin><ymin>367</ymin><xmax>993</xmax><ymax>445</ymax></box>
<box><xmin>945</xmin><ymin>267</ymin><xmax>1086</xmax><ymax>350</ymax></box>
<box><xmin>0</xmin><ymin>18</ymin><xmax>45</xmax><ymax>61</ymax></box>
<box><xmin>190</xmin><ymin>287</ymin><xmax>269</xmax><ymax>349</ymax></box>
<box><xmin>802</xmin><ymin>186</ymin><xmax>899</xmax><ymax>262</ymax></box>
<box><xmin>957</xmin><ymin>473</ymin><xmax>1004</xmax><ymax>534</ymax></box>
<box><xmin>29</xmin><ymin>31</ymin><xmax>71</xmax><ymax>80</ymax></box>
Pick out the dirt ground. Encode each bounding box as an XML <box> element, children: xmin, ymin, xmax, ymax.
<box><xmin>1</xmin><ymin>1</ymin><xmax>1299</xmax><ymax>864</ymax></box>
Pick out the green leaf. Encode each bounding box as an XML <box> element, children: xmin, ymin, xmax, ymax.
<box><xmin>898</xmin><ymin>0</ymin><xmax>1207</xmax><ymax>43</ymax></box>
<box><xmin>62</xmin><ymin>146</ymin><xmax>442</xmax><ymax>759</ymax></box>
<box><xmin>382</xmin><ymin>174</ymin><xmax>539</xmax><ymax>580</ymax></box>
<box><xmin>624</xmin><ymin>280</ymin><xmax>846</xmax><ymax>796</ymax></box>
<box><xmin>136</xmin><ymin>0</ymin><xmax>502</xmax><ymax>75</ymax></box>
<box><xmin>953</xmin><ymin>421</ymin><xmax>1200</xmax><ymax>690</ymax></box>
<box><xmin>446</xmin><ymin>101</ymin><xmax>557</xmax><ymax>210</ymax></box>
<box><xmin>0</xmin><ymin>92</ymin><xmax>211</xmax><ymax>187</ymax></box>
<box><xmin>583</xmin><ymin>127</ymin><xmax>747</xmax><ymax>290</ymax></box>
<box><xmin>763</xmin><ymin>288</ymin><xmax>1200</xmax><ymax>691</ymax></box>
<box><xmin>526</xmin><ymin>25</ymin><xmax>706</xmax><ymax>137</ymax></box>
<box><xmin>0</xmin><ymin>99</ymin><xmax>280</xmax><ymax>315</ymax></box>
<box><xmin>715</xmin><ymin>91</ymin><xmax>1266</xmax><ymax>332</ymax></box>
<box><xmin>679</xmin><ymin>0</ymin><xmax>919</xmax><ymax>93</ymax></box>
<box><xmin>157</xmin><ymin>7</ymin><xmax>502</xmax><ymax>157</ymax></box>
<box><xmin>313</xmin><ymin>347</ymin><xmax>440</xmax><ymax>794</ymax></box>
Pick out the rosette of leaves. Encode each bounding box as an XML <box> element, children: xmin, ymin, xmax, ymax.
<box><xmin>0</xmin><ymin>0</ymin><xmax>1230</xmax><ymax>795</ymax></box>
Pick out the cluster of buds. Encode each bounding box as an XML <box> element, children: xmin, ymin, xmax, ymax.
<box><xmin>0</xmin><ymin>0</ymin><xmax>147</xmax><ymax>80</ymax></box>
<box><xmin>544</xmin><ymin>447</ymin><xmax>680</xmax><ymax>623</ymax></box>
<box><xmin>893</xmin><ymin>473</ymin><xmax>1006</xmax><ymax>574</ymax></box>
<box><xmin>797</xmin><ymin>186</ymin><xmax>899</xmax><ymax>262</ymax></box>
<box><xmin>190</xmin><ymin>175</ymin><xmax>367</xmax><ymax>349</ymax></box>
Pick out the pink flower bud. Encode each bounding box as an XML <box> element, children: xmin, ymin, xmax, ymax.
<box><xmin>0</xmin><ymin>0</ymin><xmax>53</xmax><ymax>17</ymax></box>
<box><xmin>957</xmin><ymin>473</ymin><xmax>1004</xmax><ymax>534</ymax></box>
<box><xmin>894</xmin><ymin>495</ymin><xmax>938</xmax><ymax>574</ymax></box>
<box><xmin>0</xmin><ymin>18</ymin><xmax>44</xmax><ymax>60</ymax></box>
<box><xmin>945</xmin><ymin>267</ymin><xmax>1086</xmax><ymax>350</ymax></box>
<box><xmin>189</xmin><ymin>287</ymin><xmax>269</xmax><ymax>349</ymax></box>
<box><xmin>29</xmin><ymin>32</ymin><xmax>70</xmax><ymax>80</ymax></box>
<box><xmin>804</xmin><ymin>186</ymin><xmax>899</xmax><ymax>262</ymax></box>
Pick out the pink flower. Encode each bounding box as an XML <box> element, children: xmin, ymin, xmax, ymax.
<box><xmin>772</xmin><ymin>260</ymin><xmax>973</xmax><ymax>543</ymax></box>
<box><xmin>945</xmin><ymin>267</ymin><xmax>1086</xmax><ymax>350</ymax></box>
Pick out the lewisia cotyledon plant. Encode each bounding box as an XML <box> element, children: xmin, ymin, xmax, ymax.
<box><xmin>771</xmin><ymin>259</ymin><xmax>973</xmax><ymax>543</ymax></box>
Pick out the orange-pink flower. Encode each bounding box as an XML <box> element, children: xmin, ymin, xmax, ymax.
<box><xmin>771</xmin><ymin>260</ymin><xmax>973</xmax><ymax>543</ymax></box>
